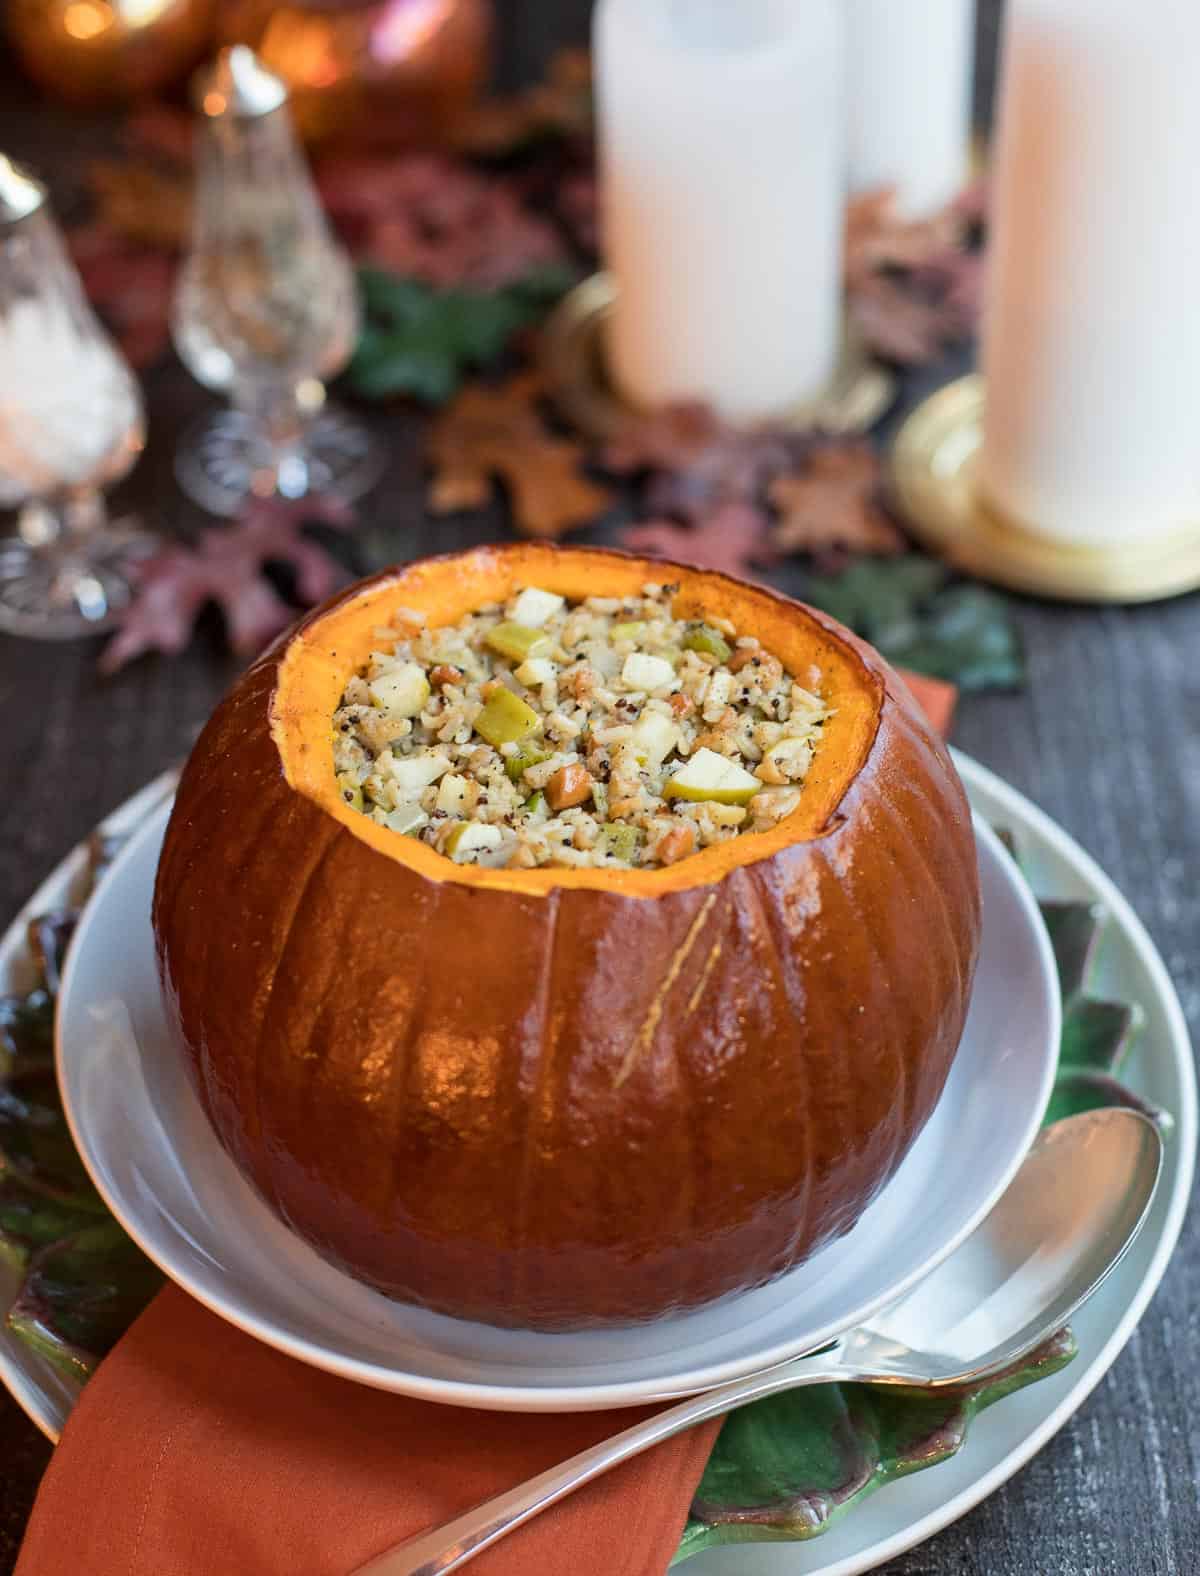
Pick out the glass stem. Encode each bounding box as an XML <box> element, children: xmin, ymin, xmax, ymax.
<box><xmin>234</xmin><ymin>379</ymin><xmax>314</xmax><ymax>500</ymax></box>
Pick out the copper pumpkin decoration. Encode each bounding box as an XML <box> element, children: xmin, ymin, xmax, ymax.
<box><xmin>216</xmin><ymin>0</ymin><xmax>492</xmax><ymax>147</ymax></box>
<box><xmin>7</xmin><ymin>0</ymin><xmax>215</xmax><ymax>107</ymax></box>
<box><xmin>153</xmin><ymin>544</ymin><xmax>982</xmax><ymax>1330</ymax></box>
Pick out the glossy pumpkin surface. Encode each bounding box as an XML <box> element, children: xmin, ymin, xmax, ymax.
<box><xmin>153</xmin><ymin>544</ymin><xmax>981</xmax><ymax>1328</ymax></box>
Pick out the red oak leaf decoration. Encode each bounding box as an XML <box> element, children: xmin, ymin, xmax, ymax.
<box><xmin>769</xmin><ymin>442</ymin><xmax>906</xmax><ymax>563</ymax></box>
<box><xmin>844</xmin><ymin>187</ymin><xmax>984</xmax><ymax>366</ymax></box>
<box><xmin>100</xmin><ymin>497</ymin><xmax>355</xmax><ymax>674</ymax></box>
<box><xmin>317</xmin><ymin>154</ymin><xmax>567</xmax><ymax>290</ymax></box>
<box><xmin>620</xmin><ymin>502</ymin><xmax>775</xmax><ymax>584</ymax></box>
<box><xmin>604</xmin><ymin>403</ymin><xmax>799</xmax><ymax>524</ymax></box>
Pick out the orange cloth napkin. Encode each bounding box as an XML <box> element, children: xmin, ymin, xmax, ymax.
<box><xmin>18</xmin><ymin>1286</ymin><xmax>719</xmax><ymax>1576</ymax></box>
<box><xmin>17</xmin><ymin>668</ymin><xmax>956</xmax><ymax>1576</ymax></box>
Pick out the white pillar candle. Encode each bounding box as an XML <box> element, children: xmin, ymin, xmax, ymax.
<box><xmin>846</xmin><ymin>0</ymin><xmax>976</xmax><ymax>218</ymax></box>
<box><xmin>979</xmin><ymin>0</ymin><xmax>1200</xmax><ymax>547</ymax></box>
<box><xmin>595</xmin><ymin>0</ymin><xmax>844</xmax><ymax>425</ymax></box>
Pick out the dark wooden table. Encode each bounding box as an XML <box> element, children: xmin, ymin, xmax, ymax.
<box><xmin>2</xmin><ymin>3</ymin><xmax>1198</xmax><ymax>1572</ymax></box>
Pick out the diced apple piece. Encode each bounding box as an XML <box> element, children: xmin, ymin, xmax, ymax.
<box><xmin>475</xmin><ymin>688</ymin><xmax>542</xmax><ymax>747</ymax></box>
<box><xmin>511</xmin><ymin>587</ymin><xmax>565</xmax><ymax>627</ymax></box>
<box><xmin>445</xmin><ymin>822</ymin><xmax>504</xmax><ymax>861</ymax></box>
<box><xmin>621</xmin><ymin>652</ymin><xmax>675</xmax><ymax>691</ymax></box>
<box><xmin>630</xmin><ymin>711</ymin><xmax>679</xmax><ymax>768</ymax></box>
<box><xmin>515</xmin><ymin>656</ymin><xmax>556</xmax><ymax>687</ymax></box>
<box><xmin>367</xmin><ymin>662</ymin><xmax>430</xmax><ymax>718</ymax></box>
<box><xmin>389</xmin><ymin>750</ymin><xmax>452</xmax><ymax>793</ymax></box>
<box><xmin>336</xmin><ymin>773</ymin><xmax>364</xmax><ymax>813</ymax></box>
<box><xmin>436</xmin><ymin>774</ymin><xmax>476</xmax><ymax>815</ymax></box>
<box><xmin>664</xmin><ymin>747</ymin><xmax>761</xmax><ymax>806</ymax></box>
<box><xmin>485</xmin><ymin>622</ymin><xmax>553</xmax><ymax>663</ymax></box>
<box><xmin>611</xmin><ymin>620</ymin><xmax>647</xmax><ymax>641</ymax></box>
<box><xmin>384</xmin><ymin>804</ymin><xmax>429</xmax><ymax>836</ymax></box>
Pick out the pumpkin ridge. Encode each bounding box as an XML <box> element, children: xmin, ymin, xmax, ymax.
<box><xmin>512</xmin><ymin>885</ymin><xmax>563</xmax><ymax>1314</ymax></box>
<box><xmin>613</xmin><ymin>890</ymin><xmax>719</xmax><ymax>1089</ymax></box>
<box><xmin>250</xmin><ymin>821</ymin><xmax>344</xmax><ymax>1199</ymax></box>
<box><xmin>737</xmin><ymin>864</ymin><xmax>818</xmax><ymax>1267</ymax></box>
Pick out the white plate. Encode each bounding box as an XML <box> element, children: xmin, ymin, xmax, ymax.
<box><xmin>42</xmin><ymin>772</ymin><xmax>1056</xmax><ymax>1414</ymax></box>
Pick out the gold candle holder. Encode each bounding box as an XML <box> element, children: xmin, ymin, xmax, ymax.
<box><xmin>890</xmin><ymin>376</ymin><xmax>1200</xmax><ymax>604</ymax></box>
<box><xmin>540</xmin><ymin>272</ymin><xmax>897</xmax><ymax>443</ymax></box>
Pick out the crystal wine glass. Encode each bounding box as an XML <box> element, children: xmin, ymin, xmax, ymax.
<box><xmin>0</xmin><ymin>156</ymin><xmax>150</xmax><ymax>640</ymax></box>
<box><xmin>171</xmin><ymin>47</ymin><xmax>382</xmax><ymax>516</ymax></box>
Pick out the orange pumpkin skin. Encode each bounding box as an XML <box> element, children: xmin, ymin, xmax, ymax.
<box><xmin>153</xmin><ymin>544</ymin><xmax>981</xmax><ymax>1329</ymax></box>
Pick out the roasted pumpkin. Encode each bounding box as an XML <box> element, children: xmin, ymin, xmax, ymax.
<box><xmin>154</xmin><ymin>544</ymin><xmax>981</xmax><ymax>1329</ymax></box>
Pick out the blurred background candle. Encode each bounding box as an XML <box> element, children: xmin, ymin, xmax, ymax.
<box><xmin>845</xmin><ymin>0</ymin><xmax>975</xmax><ymax>217</ymax></box>
<box><xmin>595</xmin><ymin>0</ymin><xmax>844</xmax><ymax>425</ymax></box>
<box><xmin>979</xmin><ymin>0</ymin><xmax>1200</xmax><ymax>547</ymax></box>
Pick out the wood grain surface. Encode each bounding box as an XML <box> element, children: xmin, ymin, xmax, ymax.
<box><xmin>2</xmin><ymin>3</ymin><xmax>1199</xmax><ymax>1571</ymax></box>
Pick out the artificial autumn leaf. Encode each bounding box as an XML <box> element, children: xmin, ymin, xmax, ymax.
<box><xmin>620</xmin><ymin>502</ymin><xmax>775</xmax><ymax>584</ymax></box>
<box><xmin>557</xmin><ymin>169</ymin><xmax>600</xmax><ymax>256</ymax></box>
<box><xmin>802</xmin><ymin>556</ymin><xmax>1024</xmax><ymax>693</ymax></box>
<box><xmin>769</xmin><ymin>442</ymin><xmax>905</xmax><ymax>562</ymax></box>
<box><xmin>425</xmin><ymin>372</ymin><xmax>611</xmax><ymax>538</ymax></box>
<box><xmin>452</xmin><ymin>49</ymin><xmax>593</xmax><ymax>157</ymax></box>
<box><xmin>99</xmin><ymin>497</ymin><xmax>356</xmax><ymax>674</ymax></box>
<box><xmin>318</xmin><ymin>154</ymin><xmax>569</xmax><ymax>291</ymax></box>
<box><xmin>604</xmin><ymin>403</ymin><xmax>798</xmax><ymax>524</ymax></box>
<box><xmin>844</xmin><ymin>186</ymin><xmax>983</xmax><ymax>366</ymax></box>
<box><xmin>349</xmin><ymin>265</ymin><xmax>576</xmax><ymax>404</ymax></box>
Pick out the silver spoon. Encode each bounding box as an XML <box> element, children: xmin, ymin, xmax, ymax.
<box><xmin>352</xmin><ymin>1107</ymin><xmax>1163</xmax><ymax>1576</ymax></box>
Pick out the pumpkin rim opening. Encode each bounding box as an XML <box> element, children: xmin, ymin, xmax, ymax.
<box><xmin>269</xmin><ymin>544</ymin><xmax>884</xmax><ymax>898</ymax></box>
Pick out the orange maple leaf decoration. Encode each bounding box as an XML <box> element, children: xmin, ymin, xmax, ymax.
<box><xmin>426</xmin><ymin>372</ymin><xmax>611</xmax><ymax>539</ymax></box>
<box><xmin>768</xmin><ymin>443</ymin><xmax>905</xmax><ymax>559</ymax></box>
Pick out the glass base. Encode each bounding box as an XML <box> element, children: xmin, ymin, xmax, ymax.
<box><xmin>174</xmin><ymin>407</ymin><xmax>384</xmax><ymax>517</ymax></box>
<box><xmin>0</xmin><ymin>518</ymin><xmax>153</xmax><ymax>641</ymax></box>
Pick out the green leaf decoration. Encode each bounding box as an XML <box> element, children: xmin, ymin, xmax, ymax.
<box><xmin>802</xmin><ymin>556</ymin><xmax>1025</xmax><ymax>692</ymax></box>
<box><xmin>0</xmin><ymin>990</ymin><xmax>54</xmax><ymax>1084</ymax></box>
<box><xmin>677</xmin><ymin>1331</ymin><xmax>1076</xmax><ymax>1562</ymax></box>
<box><xmin>0</xmin><ymin>1075</ymin><xmax>105</xmax><ymax>1211</ymax></box>
<box><xmin>7</xmin><ymin>1221</ymin><xmax>162</xmax><ymax>1381</ymax></box>
<box><xmin>0</xmin><ymin>812</ymin><xmax>1168</xmax><ymax>1553</ymax></box>
<box><xmin>348</xmin><ymin>264</ymin><xmax>578</xmax><ymax>404</ymax></box>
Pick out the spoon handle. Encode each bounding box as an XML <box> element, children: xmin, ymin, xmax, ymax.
<box><xmin>348</xmin><ymin>1354</ymin><xmax>859</xmax><ymax>1576</ymax></box>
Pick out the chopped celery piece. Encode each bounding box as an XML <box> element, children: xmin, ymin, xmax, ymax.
<box><xmin>591</xmin><ymin>780</ymin><xmax>609</xmax><ymax>818</ymax></box>
<box><xmin>475</xmin><ymin>688</ymin><xmax>542</xmax><ymax>747</ymax></box>
<box><xmin>599</xmin><ymin>823</ymin><xmax>644</xmax><ymax>862</ymax></box>
<box><xmin>523</xmin><ymin>790</ymin><xmax>547</xmax><ymax>816</ymax></box>
<box><xmin>485</xmin><ymin>622</ymin><xmax>553</xmax><ymax>663</ymax></box>
<box><xmin>505</xmin><ymin>743</ymin><xmax>551</xmax><ymax>781</ymax></box>
<box><xmin>682</xmin><ymin>624</ymin><xmax>732</xmax><ymax>663</ymax></box>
